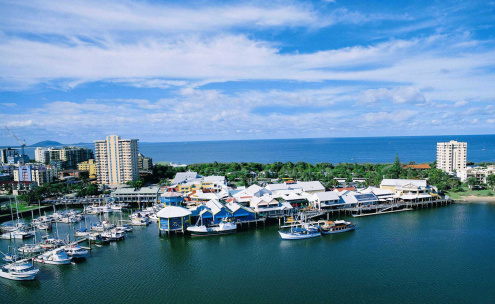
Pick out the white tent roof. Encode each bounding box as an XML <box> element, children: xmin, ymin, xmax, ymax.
<box><xmin>157</xmin><ymin>206</ymin><xmax>191</xmax><ymax>218</ymax></box>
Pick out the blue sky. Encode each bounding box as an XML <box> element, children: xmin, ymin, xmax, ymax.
<box><xmin>0</xmin><ymin>0</ymin><xmax>494</xmax><ymax>144</ymax></box>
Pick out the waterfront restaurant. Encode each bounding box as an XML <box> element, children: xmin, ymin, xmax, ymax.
<box><xmin>111</xmin><ymin>186</ymin><xmax>160</xmax><ymax>204</ymax></box>
<box><xmin>157</xmin><ymin>206</ymin><xmax>191</xmax><ymax>234</ymax></box>
<box><xmin>160</xmin><ymin>192</ymin><xmax>184</xmax><ymax>206</ymax></box>
<box><xmin>205</xmin><ymin>199</ymin><xmax>233</xmax><ymax>223</ymax></box>
<box><xmin>226</xmin><ymin>202</ymin><xmax>257</xmax><ymax>222</ymax></box>
<box><xmin>309</xmin><ymin>191</ymin><xmax>343</xmax><ymax>210</ymax></box>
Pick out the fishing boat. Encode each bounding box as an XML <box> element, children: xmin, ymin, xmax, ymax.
<box><xmin>0</xmin><ymin>260</ymin><xmax>40</xmax><ymax>281</ymax></box>
<box><xmin>63</xmin><ymin>244</ymin><xmax>88</xmax><ymax>259</ymax></box>
<box><xmin>317</xmin><ymin>220</ymin><xmax>356</xmax><ymax>235</ymax></box>
<box><xmin>34</xmin><ymin>248</ymin><xmax>72</xmax><ymax>265</ymax></box>
<box><xmin>278</xmin><ymin>224</ymin><xmax>321</xmax><ymax>240</ymax></box>
<box><xmin>187</xmin><ymin>218</ymin><xmax>237</xmax><ymax>236</ymax></box>
<box><xmin>86</xmin><ymin>233</ymin><xmax>110</xmax><ymax>245</ymax></box>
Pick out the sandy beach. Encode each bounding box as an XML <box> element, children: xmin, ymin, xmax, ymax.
<box><xmin>455</xmin><ymin>195</ymin><xmax>495</xmax><ymax>203</ymax></box>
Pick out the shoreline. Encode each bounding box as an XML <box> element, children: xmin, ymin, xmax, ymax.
<box><xmin>454</xmin><ymin>195</ymin><xmax>495</xmax><ymax>204</ymax></box>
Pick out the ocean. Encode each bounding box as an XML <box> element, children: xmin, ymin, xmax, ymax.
<box><xmin>20</xmin><ymin>134</ymin><xmax>495</xmax><ymax>164</ymax></box>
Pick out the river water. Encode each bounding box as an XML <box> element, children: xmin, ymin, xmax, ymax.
<box><xmin>1</xmin><ymin>203</ymin><xmax>494</xmax><ymax>303</ymax></box>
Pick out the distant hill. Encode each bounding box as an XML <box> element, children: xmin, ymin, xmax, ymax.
<box><xmin>29</xmin><ymin>140</ymin><xmax>63</xmax><ymax>147</ymax></box>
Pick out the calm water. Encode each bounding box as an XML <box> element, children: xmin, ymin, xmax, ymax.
<box><xmin>19</xmin><ymin>134</ymin><xmax>495</xmax><ymax>164</ymax></box>
<box><xmin>1</xmin><ymin>203</ymin><xmax>495</xmax><ymax>304</ymax></box>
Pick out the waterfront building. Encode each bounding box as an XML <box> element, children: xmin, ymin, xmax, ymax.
<box><xmin>35</xmin><ymin>147</ymin><xmax>93</xmax><ymax>169</ymax></box>
<box><xmin>189</xmin><ymin>190</ymin><xmax>220</xmax><ymax>202</ymax></box>
<box><xmin>160</xmin><ymin>192</ymin><xmax>184</xmax><ymax>206</ymax></box>
<box><xmin>157</xmin><ymin>206</ymin><xmax>191</xmax><ymax>233</ymax></box>
<box><xmin>111</xmin><ymin>186</ymin><xmax>160</xmax><ymax>203</ymax></box>
<box><xmin>340</xmin><ymin>192</ymin><xmax>379</xmax><ymax>209</ymax></box>
<box><xmin>77</xmin><ymin>159</ymin><xmax>97</xmax><ymax>179</ymax></box>
<box><xmin>171</xmin><ymin>171</ymin><xmax>201</xmax><ymax>185</ymax></box>
<box><xmin>266</xmin><ymin>181</ymin><xmax>325</xmax><ymax>195</ymax></box>
<box><xmin>137</xmin><ymin>153</ymin><xmax>153</xmax><ymax>171</ymax></box>
<box><xmin>226</xmin><ymin>202</ymin><xmax>257</xmax><ymax>222</ymax></box>
<box><xmin>309</xmin><ymin>191</ymin><xmax>341</xmax><ymax>210</ymax></box>
<box><xmin>456</xmin><ymin>165</ymin><xmax>495</xmax><ymax>183</ymax></box>
<box><xmin>380</xmin><ymin>179</ymin><xmax>434</xmax><ymax>196</ymax></box>
<box><xmin>205</xmin><ymin>199</ymin><xmax>233</xmax><ymax>223</ymax></box>
<box><xmin>249</xmin><ymin>195</ymin><xmax>293</xmax><ymax>217</ymax></box>
<box><xmin>436</xmin><ymin>140</ymin><xmax>467</xmax><ymax>173</ymax></box>
<box><xmin>232</xmin><ymin>184</ymin><xmax>272</xmax><ymax>205</ymax></box>
<box><xmin>94</xmin><ymin>135</ymin><xmax>139</xmax><ymax>185</ymax></box>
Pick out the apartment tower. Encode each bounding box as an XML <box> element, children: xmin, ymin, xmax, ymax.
<box><xmin>94</xmin><ymin>135</ymin><xmax>139</xmax><ymax>185</ymax></box>
<box><xmin>436</xmin><ymin>140</ymin><xmax>467</xmax><ymax>173</ymax></box>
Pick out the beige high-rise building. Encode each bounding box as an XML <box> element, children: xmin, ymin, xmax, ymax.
<box><xmin>77</xmin><ymin>159</ymin><xmax>97</xmax><ymax>179</ymax></box>
<box><xmin>94</xmin><ymin>135</ymin><xmax>139</xmax><ymax>185</ymax></box>
<box><xmin>436</xmin><ymin>140</ymin><xmax>467</xmax><ymax>173</ymax></box>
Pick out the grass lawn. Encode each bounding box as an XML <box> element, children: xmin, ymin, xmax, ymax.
<box><xmin>447</xmin><ymin>187</ymin><xmax>495</xmax><ymax>200</ymax></box>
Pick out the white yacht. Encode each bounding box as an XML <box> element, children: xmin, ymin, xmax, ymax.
<box><xmin>278</xmin><ymin>224</ymin><xmax>321</xmax><ymax>240</ymax></box>
<box><xmin>18</xmin><ymin>244</ymin><xmax>44</xmax><ymax>254</ymax></box>
<box><xmin>34</xmin><ymin>248</ymin><xmax>72</xmax><ymax>265</ymax></box>
<box><xmin>0</xmin><ymin>260</ymin><xmax>40</xmax><ymax>281</ymax></box>
<box><xmin>187</xmin><ymin>218</ymin><xmax>237</xmax><ymax>236</ymax></box>
<box><xmin>63</xmin><ymin>244</ymin><xmax>88</xmax><ymax>259</ymax></box>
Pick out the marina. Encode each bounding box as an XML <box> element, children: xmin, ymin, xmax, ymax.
<box><xmin>0</xmin><ymin>203</ymin><xmax>494</xmax><ymax>303</ymax></box>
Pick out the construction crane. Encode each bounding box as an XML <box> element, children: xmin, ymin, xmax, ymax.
<box><xmin>4</xmin><ymin>125</ymin><xmax>26</xmax><ymax>162</ymax></box>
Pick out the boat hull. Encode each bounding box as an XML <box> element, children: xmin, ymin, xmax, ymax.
<box><xmin>187</xmin><ymin>225</ymin><xmax>237</xmax><ymax>236</ymax></box>
<box><xmin>33</xmin><ymin>258</ymin><xmax>72</xmax><ymax>265</ymax></box>
<box><xmin>0</xmin><ymin>271</ymin><xmax>38</xmax><ymax>281</ymax></box>
<box><xmin>278</xmin><ymin>231</ymin><xmax>321</xmax><ymax>240</ymax></box>
<box><xmin>320</xmin><ymin>225</ymin><xmax>356</xmax><ymax>235</ymax></box>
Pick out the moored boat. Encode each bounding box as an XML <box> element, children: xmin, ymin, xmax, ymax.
<box><xmin>63</xmin><ymin>244</ymin><xmax>88</xmax><ymax>259</ymax></box>
<box><xmin>318</xmin><ymin>220</ymin><xmax>356</xmax><ymax>235</ymax></box>
<box><xmin>279</xmin><ymin>224</ymin><xmax>321</xmax><ymax>240</ymax></box>
<box><xmin>34</xmin><ymin>248</ymin><xmax>72</xmax><ymax>265</ymax></box>
<box><xmin>0</xmin><ymin>260</ymin><xmax>40</xmax><ymax>281</ymax></box>
<box><xmin>187</xmin><ymin>218</ymin><xmax>237</xmax><ymax>236</ymax></box>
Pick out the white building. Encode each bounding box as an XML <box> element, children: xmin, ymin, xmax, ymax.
<box><xmin>309</xmin><ymin>191</ymin><xmax>342</xmax><ymax>210</ymax></box>
<box><xmin>95</xmin><ymin>135</ymin><xmax>139</xmax><ymax>185</ymax></box>
<box><xmin>13</xmin><ymin>164</ymin><xmax>56</xmax><ymax>186</ymax></box>
<box><xmin>437</xmin><ymin>140</ymin><xmax>467</xmax><ymax>173</ymax></box>
<box><xmin>456</xmin><ymin>166</ymin><xmax>495</xmax><ymax>183</ymax></box>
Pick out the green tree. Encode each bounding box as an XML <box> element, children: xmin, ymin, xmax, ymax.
<box><xmin>487</xmin><ymin>174</ymin><xmax>495</xmax><ymax>191</ymax></box>
<box><xmin>466</xmin><ymin>176</ymin><xmax>478</xmax><ymax>190</ymax></box>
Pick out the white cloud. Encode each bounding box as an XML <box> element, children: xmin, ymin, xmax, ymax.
<box><xmin>1</xmin><ymin>103</ymin><xmax>16</xmax><ymax>107</ymax></box>
<box><xmin>360</xmin><ymin>87</ymin><xmax>426</xmax><ymax>104</ymax></box>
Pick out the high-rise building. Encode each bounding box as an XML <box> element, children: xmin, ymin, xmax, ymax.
<box><xmin>436</xmin><ymin>140</ymin><xmax>467</xmax><ymax>173</ymax></box>
<box><xmin>94</xmin><ymin>135</ymin><xmax>139</xmax><ymax>185</ymax></box>
<box><xmin>77</xmin><ymin>159</ymin><xmax>97</xmax><ymax>179</ymax></box>
<box><xmin>13</xmin><ymin>164</ymin><xmax>56</xmax><ymax>186</ymax></box>
<box><xmin>138</xmin><ymin>153</ymin><xmax>153</xmax><ymax>171</ymax></box>
<box><xmin>34</xmin><ymin>147</ymin><xmax>94</xmax><ymax>169</ymax></box>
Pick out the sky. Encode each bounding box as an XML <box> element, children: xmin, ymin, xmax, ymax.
<box><xmin>0</xmin><ymin>0</ymin><xmax>494</xmax><ymax>145</ymax></box>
